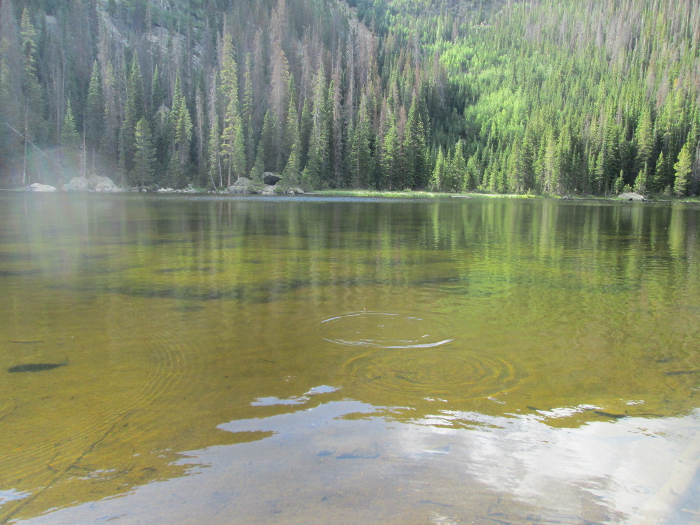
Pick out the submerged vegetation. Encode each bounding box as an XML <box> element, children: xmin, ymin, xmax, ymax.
<box><xmin>0</xmin><ymin>0</ymin><xmax>698</xmax><ymax>196</ymax></box>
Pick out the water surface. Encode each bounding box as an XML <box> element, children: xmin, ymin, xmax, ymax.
<box><xmin>0</xmin><ymin>193</ymin><xmax>699</xmax><ymax>524</ymax></box>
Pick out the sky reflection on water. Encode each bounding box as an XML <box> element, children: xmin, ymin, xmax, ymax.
<box><xmin>16</xmin><ymin>398</ymin><xmax>700</xmax><ymax>525</ymax></box>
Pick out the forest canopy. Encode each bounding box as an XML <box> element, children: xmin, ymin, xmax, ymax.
<box><xmin>0</xmin><ymin>0</ymin><xmax>698</xmax><ymax>195</ymax></box>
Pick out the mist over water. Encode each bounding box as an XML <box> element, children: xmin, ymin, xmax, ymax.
<box><xmin>0</xmin><ymin>193</ymin><xmax>699</xmax><ymax>524</ymax></box>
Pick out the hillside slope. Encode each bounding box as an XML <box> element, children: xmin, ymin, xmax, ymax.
<box><xmin>0</xmin><ymin>0</ymin><xmax>698</xmax><ymax>195</ymax></box>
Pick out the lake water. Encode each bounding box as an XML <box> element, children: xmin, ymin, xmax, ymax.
<box><xmin>0</xmin><ymin>192</ymin><xmax>699</xmax><ymax>525</ymax></box>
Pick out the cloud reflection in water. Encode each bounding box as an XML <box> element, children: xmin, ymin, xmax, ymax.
<box><xmin>17</xmin><ymin>401</ymin><xmax>700</xmax><ymax>525</ymax></box>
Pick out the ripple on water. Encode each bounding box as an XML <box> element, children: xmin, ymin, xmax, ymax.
<box><xmin>321</xmin><ymin>311</ymin><xmax>453</xmax><ymax>349</ymax></box>
<box><xmin>343</xmin><ymin>347</ymin><xmax>526</xmax><ymax>401</ymax></box>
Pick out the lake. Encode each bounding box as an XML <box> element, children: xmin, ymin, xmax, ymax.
<box><xmin>0</xmin><ymin>192</ymin><xmax>699</xmax><ymax>525</ymax></box>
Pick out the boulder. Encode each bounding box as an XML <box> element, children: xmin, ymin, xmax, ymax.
<box><xmin>65</xmin><ymin>176</ymin><xmax>90</xmax><ymax>192</ymax></box>
<box><xmin>89</xmin><ymin>175</ymin><xmax>120</xmax><ymax>192</ymax></box>
<box><xmin>228</xmin><ymin>177</ymin><xmax>264</xmax><ymax>194</ymax></box>
<box><xmin>618</xmin><ymin>192</ymin><xmax>645</xmax><ymax>201</ymax></box>
<box><xmin>29</xmin><ymin>183</ymin><xmax>57</xmax><ymax>192</ymax></box>
<box><xmin>263</xmin><ymin>172</ymin><xmax>282</xmax><ymax>186</ymax></box>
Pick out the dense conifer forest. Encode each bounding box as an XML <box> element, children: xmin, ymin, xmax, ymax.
<box><xmin>0</xmin><ymin>0</ymin><xmax>698</xmax><ymax>195</ymax></box>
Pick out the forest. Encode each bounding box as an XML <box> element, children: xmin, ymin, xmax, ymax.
<box><xmin>0</xmin><ymin>0</ymin><xmax>698</xmax><ymax>195</ymax></box>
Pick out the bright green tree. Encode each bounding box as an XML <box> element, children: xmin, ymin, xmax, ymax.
<box><xmin>60</xmin><ymin>100</ymin><xmax>80</xmax><ymax>147</ymax></box>
<box><xmin>673</xmin><ymin>140</ymin><xmax>693</xmax><ymax>197</ymax></box>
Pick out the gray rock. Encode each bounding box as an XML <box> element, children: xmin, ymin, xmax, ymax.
<box><xmin>618</xmin><ymin>192</ymin><xmax>645</xmax><ymax>201</ymax></box>
<box><xmin>228</xmin><ymin>177</ymin><xmax>264</xmax><ymax>194</ymax></box>
<box><xmin>88</xmin><ymin>175</ymin><xmax>119</xmax><ymax>192</ymax></box>
<box><xmin>263</xmin><ymin>172</ymin><xmax>282</xmax><ymax>185</ymax></box>
<box><xmin>29</xmin><ymin>183</ymin><xmax>57</xmax><ymax>192</ymax></box>
<box><xmin>66</xmin><ymin>176</ymin><xmax>90</xmax><ymax>191</ymax></box>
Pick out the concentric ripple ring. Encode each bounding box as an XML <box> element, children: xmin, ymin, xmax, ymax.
<box><xmin>343</xmin><ymin>348</ymin><xmax>526</xmax><ymax>401</ymax></box>
<box><xmin>321</xmin><ymin>311</ymin><xmax>453</xmax><ymax>349</ymax></box>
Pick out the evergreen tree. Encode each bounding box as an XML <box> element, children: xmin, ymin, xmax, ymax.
<box><xmin>452</xmin><ymin>141</ymin><xmax>467</xmax><ymax>192</ymax></box>
<box><xmin>242</xmin><ymin>53</ymin><xmax>255</xmax><ymax>174</ymax></box>
<box><xmin>131</xmin><ymin>117</ymin><xmax>155</xmax><ymax>187</ymax></box>
<box><xmin>60</xmin><ymin>99</ymin><xmax>80</xmax><ymax>147</ymax></box>
<box><xmin>208</xmin><ymin>74</ymin><xmax>222</xmax><ymax>188</ymax></box>
<box><xmin>85</xmin><ymin>60</ymin><xmax>104</xmax><ymax>153</ymax></box>
<box><xmin>673</xmin><ymin>140</ymin><xmax>693</xmax><ymax>197</ymax></box>
<box><xmin>430</xmin><ymin>147</ymin><xmax>445</xmax><ymax>191</ymax></box>
<box><xmin>349</xmin><ymin>93</ymin><xmax>373</xmax><ymax>189</ymax></box>
<box><xmin>635</xmin><ymin>106</ymin><xmax>654</xmax><ymax>175</ymax></box>
<box><xmin>19</xmin><ymin>8</ymin><xmax>44</xmax><ymax>142</ymax></box>
<box><xmin>402</xmin><ymin>96</ymin><xmax>427</xmax><ymax>189</ymax></box>
<box><xmin>168</xmin><ymin>74</ymin><xmax>193</xmax><ymax>188</ymax></box>
<box><xmin>282</xmin><ymin>125</ymin><xmax>301</xmax><ymax>187</ymax></box>
<box><xmin>151</xmin><ymin>65</ymin><xmax>165</xmax><ymax>117</ymax></box>
<box><xmin>282</xmin><ymin>92</ymin><xmax>301</xmax><ymax>186</ymax></box>
<box><xmin>120</xmin><ymin>52</ymin><xmax>145</xmax><ymax>178</ymax></box>
<box><xmin>634</xmin><ymin>164</ymin><xmax>648</xmax><ymax>195</ymax></box>
<box><xmin>380</xmin><ymin>103</ymin><xmax>398</xmax><ymax>189</ymax></box>
<box><xmin>304</xmin><ymin>65</ymin><xmax>329</xmax><ymax>188</ymax></box>
<box><xmin>220</xmin><ymin>36</ymin><xmax>244</xmax><ymax>186</ymax></box>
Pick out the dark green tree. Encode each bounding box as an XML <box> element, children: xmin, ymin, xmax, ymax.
<box><xmin>131</xmin><ymin>117</ymin><xmax>155</xmax><ymax>187</ymax></box>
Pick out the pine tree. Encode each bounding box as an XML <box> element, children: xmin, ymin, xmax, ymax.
<box><xmin>653</xmin><ymin>151</ymin><xmax>668</xmax><ymax>193</ymax></box>
<box><xmin>401</xmin><ymin>96</ymin><xmax>427</xmax><ymax>189</ymax></box>
<box><xmin>85</xmin><ymin>60</ymin><xmax>104</xmax><ymax>153</ymax></box>
<box><xmin>120</xmin><ymin>52</ymin><xmax>145</xmax><ymax>178</ymax></box>
<box><xmin>19</xmin><ymin>8</ymin><xmax>44</xmax><ymax>142</ymax></box>
<box><xmin>282</xmin><ymin>92</ymin><xmax>301</xmax><ymax>186</ymax></box>
<box><xmin>61</xmin><ymin>99</ymin><xmax>80</xmax><ymax>147</ymax></box>
<box><xmin>452</xmin><ymin>141</ymin><xmax>467</xmax><ymax>192</ymax></box>
<box><xmin>430</xmin><ymin>147</ymin><xmax>445</xmax><ymax>191</ymax></box>
<box><xmin>299</xmin><ymin>98</ymin><xmax>312</xmax><ymax>169</ymax></box>
<box><xmin>208</xmin><ymin>73</ymin><xmax>222</xmax><ymax>188</ymax></box>
<box><xmin>168</xmin><ymin>74</ymin><xmax>193</xmax><ymax>188</ymax></box>
<box><xmin>673</xmin><ymin>140</ymin><xmax>693</xmax><ymax>197</ymax></box>
<box><xmin>634</xmin><ymin>164</ymin><xmax>648</xmax><ymax>195</ymax></box>
<box><xmin>131</xmin><ymin>117</ymin><xmax>155</xmax><ymax>187</ymax></box>
<box><xmin>282</xmin><ymin>123</ymin><xmax>301</xmax><ymax>188</ymax></box>
<box><xmin>220</xmin><ymin>36</ymin><xmax>244</xmax><ymax>186</ymax></box>
<box><xmin>380</xmin><ymin>103</ymin><xmax>398</xmax><ymax>189</ymax></box>
<box><xmin>349</xmin><ymin>93</ymin><xmax>372</xmax><ymax>188</ymax></box>
<box><xmin>304</xmin><ymin>65</ymin><xmax>329</xmax><ymax>189</ymax></box>
<box><xmin>635</xmin><ymin>106</ymin><xmax>654</xmax><ymax>175</ymax></box>
<box><xmin>151</xmin><ymin>65</ymin><xmax>165</xmax><ymax>117</ymax></box>
<box><xmin>242</xmin><ymin>53</ymin><xmax>255</xmax><ymax>174</ymax></box>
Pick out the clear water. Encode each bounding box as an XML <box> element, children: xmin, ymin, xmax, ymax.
<box><xmin>0</xmin><ymin>193</ymin><xmax>699</xmax><ymax>524</ymax></box>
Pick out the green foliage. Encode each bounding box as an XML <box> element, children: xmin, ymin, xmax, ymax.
<box><xmin>673</xmin><ymin>141</ymin><xmax>693</xmax><ymax>197</ymax></box>
<box><xmin>131</xmin><ymin>117</ymin><xmax>155</xmax><ymax>187</ymax></box>
<box><xmin>60</xmin><ymin>99</ymin><xmax>80</xmax><ymax>147</ymax></box>
<box><xmin>2</xmin><ymin>0</ymin><xmax>699</xmax><ymax>195</ymax></box>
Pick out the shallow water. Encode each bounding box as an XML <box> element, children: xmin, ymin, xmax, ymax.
<box><xmin>0</xmin><ymin>193</ymin><xmax>699</xmax><ymax>524</ymax></box>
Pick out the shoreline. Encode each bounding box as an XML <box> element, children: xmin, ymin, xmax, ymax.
<box><xmin>3</xmin><ymin>186</ymin><xmax>698</xmax><ymax>204</ymax></box>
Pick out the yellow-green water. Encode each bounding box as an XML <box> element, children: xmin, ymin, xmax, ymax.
<box><xmin>0</xmin><ymin>193</ymin><xmax>699</xmax><ymax>524</ymax></box>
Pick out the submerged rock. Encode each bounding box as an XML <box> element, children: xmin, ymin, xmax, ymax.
<box><xmin>618</xmin><ymin>192</ymin><xmax>645</xmax><ymax>201</ymax></box>
<box><xmin>8</xmin><ymin>362</ymin><xmax>66</xmax><ymax>373</ymax></box>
